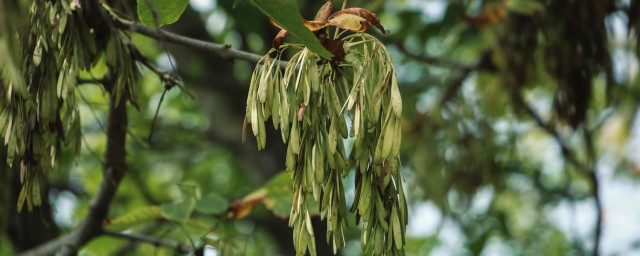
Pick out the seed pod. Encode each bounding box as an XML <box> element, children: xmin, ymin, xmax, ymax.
<box><xmin>257</xmin><ymin>58</ymin><xmax>271</xmax><ymax>103</ymax></box>
<box><xmin>279</xmin><ymin>82</ymin><xmax>290</xmax><ymax>142</ymax></box>
<box><xmin>390</xmin><ymin>73</ymin><xmax>402</xmax><ymax>118</ymax></box>
<box><xmin>291</xmin><ymin>119</ymin><xmax>300</xmax><ymax>154</ymax></box>
<box><xmin>314</xmin><ymin>143</ymin><xmax>324</xmax><ymax>182</ymax></box>
<box><xmin>391</xmin><ymin>116</ymin><xmax>402</xmax><ymax>157</ymax></box>
<box><xmin>272</xmin><ymin>82</ymin><xmax>281</xmax><ymax>129</ymax></box>
<box><xmin>380</xmin><ymin>115</ymin><xmax>395</xmax><ymax>161</ymax></box>
<box><xmin>328</xmin><ymin>120</ymin><xmax>338</xmax><ymax>155</ymax></box>
<box><xmin>374</xmin><ymin>224</ymin><xmax>383</xmax><ymax>255</ymax></box>
<box><xmin>391</xmin><ymin>204</ymin><xmax>403</xmax><ymax>249</ymax></box>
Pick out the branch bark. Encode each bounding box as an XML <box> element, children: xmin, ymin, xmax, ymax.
<box><xmin>103</xmin><ymin>230</ymin><xmax>193</xmax><ymax>254</ymax></box>
<box><xmin>19</xmin><ymin>90</ymin><xmax>129</xmax><ymax>256</ymax></box>
<box><xmin>111</xmin><ymin>17</ymin><xmax>286</xmax><ymax>66</ymax></box>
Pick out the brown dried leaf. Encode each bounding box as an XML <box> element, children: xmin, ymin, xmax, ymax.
<box><xmin>228</xmin><ymin>188</ymin><xmax>267</xmax><ymax>220</ymax></box>
<box><xmin>328</xmin><ymin>8</ymin><xmax>388</xmax><ymax>34</ymax></box>
<box><xmin>314</xmin><ymin>1</ymin><xmax>334</xmax><ymax>22</ymax></box>
<box><xmin>272</xmin><ymin>30</ymin><xmax>290</xmax><ymax>49</ymax></box>
<box><xmin>329</xmin><ymin>13</ymin><xmax>370</xmax><ymax>32</ymax></box>
<box><xmin>303</xmin><ymin>20</ymin><xmax>330</xmax><ymax>31</ymax></box>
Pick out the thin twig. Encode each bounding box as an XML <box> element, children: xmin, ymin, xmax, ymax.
<box><xmin>512</xmin><ymin>93</ymin><xmax>590</xmax><ymax>175</ymax></box>
<box><xmin>129</xmin><ymin>44</ymin><xmax>194</xmax><ymax>99</ymax></box>
<box><xmin>436</xmin><ymin>51</ymin><xmax>492</xmax><ymax>108</ymax></box>
<box><xmin>129</xmin><ymin>45</ymin><xmax>182</xmax><ymax>89</ymax></box>
<box><xmin>81</xmin><ymin>133</ymin><xmax>104</xmax><ymax>165</ymax></box>
<box><xmin>513</xmin><ymin>92</ymin><xmax>603</xmax><ymax>255</ymax></box>
<box><xmin>104</xmin><ymin>230</ymin><xmax>193</xmax><ymax>254</ymax></box>
<box><xmin>394</xmin><ymin>43</ymin><xmax>473</xmax><ymax>69</ymax></box>
<box><xmin>77</xmin><ymin>90</ymin><xmax>107</xmax><ymax>133</ymax></box>
<box><xmin>147</xmin><ymin>89</ymin><xmax>168</xmax><ymax>143</ymax></box>
<box><xmin>128</xmin><ymin>44</ymin><xmax>193</xmax><ymax>143</ymax></box>
<box><xmin>584</xmin><ymin>128</ymin><xmax>602</xmax><ymax>256</ymax></box>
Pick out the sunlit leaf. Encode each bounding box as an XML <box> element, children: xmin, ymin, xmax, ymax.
<box><xmin>137</xmin><ymin>0</ymin><xmax>190</xmax><ymax>27</ymax></box>
<box><xmin>107</xmin><ymin>206</ymin><xmax>163</xmax><ymax>230</ymax></box>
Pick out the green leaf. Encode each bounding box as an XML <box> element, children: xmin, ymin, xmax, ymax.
<box><xmin>137</xmin><ymin>0</ymin><xmax>190</xmax><ymax>27</ymax></box>
<box><xmin>195</xmin><ymin>193</ymin><xmax>229</xmax><ymax>215</ymax></box>
<box><xmin>246</xmin><ymin>0</ymin><xmax>333</xmax><ymax>59</ymax></box>
<box><xmin>263</xmin><ymin>171</ymin><xmax>294</xmax><ymax>218</ymax></box>
<box><xmin>108</xmin><ymin>206</ymin><xmax>163</xmax><ymax>230</ymax></box>
<box><xmin>160</xmin><ymin>185</ymin><xmax>197</xmax><ymax>222</ymax></box>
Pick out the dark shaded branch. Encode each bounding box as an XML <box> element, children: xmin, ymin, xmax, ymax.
<box><xmin>584</xmin><ymin>129</ymin><xmax>602</xmax><ymax>256</ymax></box>
<box><xmin>511</xmin><ymin>93</ymin><xmax>590</xmax><ymax>175</ymax></box>
<box><xmin>394</xmin><ymin>42</ymin><xmax>474</xmax><ymax>69</ymax></box>
<box><xmin>19</xmin><ymin>85</ymin><xmax>129</xmax><ymax>256</ymax></box>
<box><xmin>130</xmin><ymin>45</ymin><xmax>181</xmax><ymax>88</ymax></box>
<box><xmin>438</xmin><ymin>66</ymin><xmax>474</xmax><ymax>108</ymax></box>
<box><xmin>513</xmin><ymin>92</ymin><xmax>603</xmax><ymax>255</ymax></box>
<box><xmin>588</xmin><ymin>165</ymin><xmax>602</xmax><ymax>256</ymax></box>
<box><xmin>104</xmin><ymin>230</ymin><xmax>193</xmax><ymax>254</ymax></box>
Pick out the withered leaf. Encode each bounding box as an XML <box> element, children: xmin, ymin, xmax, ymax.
<box><xmin>272</xmin><ymin>30</ymin><xmax>290</xmax><ymax>49</ymax></box>
<box><xmin>303</xmin><ymin>20</ymin><xmax>330</xmax><ymax>31</ymax></box>
<box><xmin>328</xmin><ymin>8</ymin><xmax>388</xmax><ymax>34</ymax></box>
<box><xmin>228</xmin><ymin>188</ymin><xmax>267</xmax><ymax>220</ymax></box>
<box><xmin>329</xmin><ymin>13</ymin><xmax>370</xmax><ymax>32</ymax></box>
<box><xmin>269</xmin><ymin>20</ymin><xmax>291</xmax><ymax>49</ymax></box>
<box><xmin>314</xmin><ymin>1</ymin><xmax>334</xmax><ymax>22</ymax></box>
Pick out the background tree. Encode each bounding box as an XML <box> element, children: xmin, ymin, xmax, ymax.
<box><xmin>2</xmin><ymin>0</ymin><xmax>640</xmax><ymax>255</ymax></box>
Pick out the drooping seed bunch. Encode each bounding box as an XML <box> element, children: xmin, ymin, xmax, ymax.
<box><xmin>0</xmin><ymin>1</ymin><xmax>139</xmax><ymax>212</ymax></box>
<box><xmin>245</xmin><ymin>33</ymin><xmax>407</xmax><ymax>255</ymax></box>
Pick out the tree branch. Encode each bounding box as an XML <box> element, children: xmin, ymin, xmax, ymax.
<box><xmin>512</xmin><ymin>92</ymin><xmax>603</xmax><ymax>255</ymax></box>
<box><xmin>584</xmin><ymin>128</ymin><xmax>602</xmax><ymax>256</ymax></box>
<box><xmin>130</xmin><ymin>45</ymin><xmax>181</xmax><ymax>88</ymax></box>
<box><xmin>511</xmin><ymin>93</ymin><xmax>590</xmax><ymax>175</ymax></box>
<box><xmin>437</xmin><ymin>51</ymin><xmax>492</xmax><ymax>107</ymax></box>
<box><xmin>103</xmin><ymin>230</ymin><xmax>193</xmax><ymax>254</ymax></box>
<box><xmin>19</xmin><ymin>85</ymin><xmax>129</xmax><ymax>256</ymax></box>
<box><xmin>394</xmin><ymin>42</ymin><xmax>474</xmax><ymax>70</ymax></box>
<box><xmin>111</xmin><ymin>17</ymin><xmax>287</xmax><ymax>67</ymax></box>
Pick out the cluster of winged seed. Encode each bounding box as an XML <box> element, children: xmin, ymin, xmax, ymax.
<box><xmin>245</xmin><ymin>27</ymin><xmax>407</xmax><ymax>255</ymax></box>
